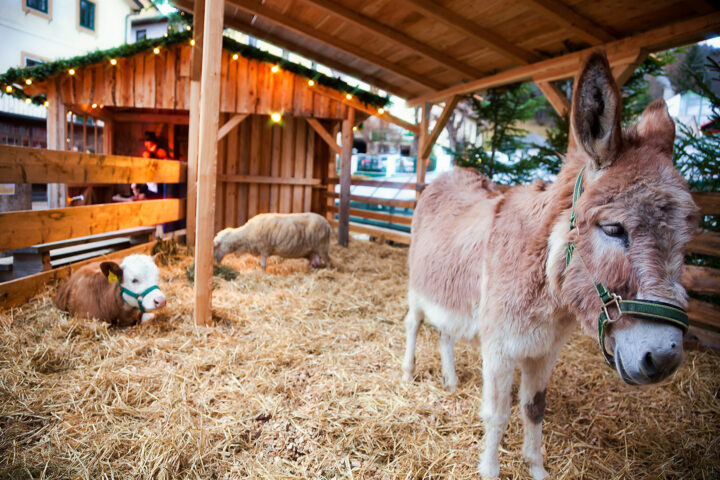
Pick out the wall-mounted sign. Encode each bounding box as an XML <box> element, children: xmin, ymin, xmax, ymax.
<box><xmin>0</xmin><ymin>184</ymin><xmax>15</xmax><ymax>195</ymax></box>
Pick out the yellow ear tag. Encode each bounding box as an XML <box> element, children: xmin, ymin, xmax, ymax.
<box><xmin>107</xmin><ymin>272</ymin><xmax>119</xmax><ymax>284</ymax></box>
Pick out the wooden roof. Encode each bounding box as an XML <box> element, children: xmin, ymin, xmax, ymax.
<box><xmin>172</xmin><ymin>0</ymin><xmax>720</xmax><ymax>103</ymax></box>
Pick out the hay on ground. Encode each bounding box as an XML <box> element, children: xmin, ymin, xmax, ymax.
<box><xmin>0</xmin><ymin>239</ymin><xmax>718</xmax><ymax>479</ymax></box>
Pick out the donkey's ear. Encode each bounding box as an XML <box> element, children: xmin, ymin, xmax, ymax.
<box><xmin>100</xmin><ymin>261</ymin><xmax>123</xmax><ymax>283</ymax></box>
<box><xmin>637</xmin><ymin>98</ymin><xmax>675</xmax><ymax>154</ymax></box>
<box><xmin>571</xmin><ymin>52</ymin><xmax>622</xmax><ymax>170</ymax></box>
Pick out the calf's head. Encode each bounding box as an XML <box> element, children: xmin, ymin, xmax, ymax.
<box><xmin>101</xmin><ymin>254</ymin><xmax>166</xmax><ymax>312</ymax></box>
<box><xmin>561</xmin><ymin>53</ymin><xmax>700</xmax><ymax>385</ymax></box>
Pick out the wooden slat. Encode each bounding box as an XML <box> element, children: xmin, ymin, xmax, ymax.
<box><xmin>165</xmin><ymin>46</ymin><xmax>178</xmax><ymax>109</ymax></box>
<box><xmin>311</xmin><ymin>83</ymin><xmax>418</xmax><ymax>133</ymax></box>
<box><xmin>237</xmin><ymin>117</ymin><xmax>250</xmax><ymax>224</ymax></box>
<box><xmin>113</xmin><ymin>112</ymin><xmax>189</xmax><ymax>124</ymax></box>
<box><xmin>408</xmin><ymin>12</ymin><xmax>720</xmax><ymax>106</ymax></box>
<box><xmin>226</xmin><ymin>0</ymin><xmax>445</xmax><ymax>91</ymax></box>
<box><xmin>304</xmin><ymin>121</ymin><xmax>314</xmax><ymax>212</ymax></box>
<box><xmin>217</xmin><ymin>113</ymin><xmax>249</xmax><ymax>141</ymax></box>
<box><xmin>421</xmin><ymin>96</ymin><xmax>461</xmax><ymax>159</ymax></box>
<box><xmin>0</xmin><ymin>145</ymin><xmax>186</xmax><ymax>184</ymax></box>
<box><xmin>535</xmin><ymin>81</ymin><xmax>570</xmax><ymax>116</ymax></box>
<box><xmin>258</xmin><ymin>114</ymin><xmax>273</xmax><ymax>214</ymax></box>
<box><xmin>396</xmin><ymin>0</ymin><xmax>540</xmax><ymax>64</ymax></box>
<box><xmin>327</xmin><ymin>178</ymin><xmax>423</xmax><ymax>190</ymax></box>
<box><xmin>328</xmin><ymin>192</ymin><xmax>415</xmax><ymax>209</ymax></box>
<box><xmin>688</xmin><ymin>298</ymin><xmax>720</xmax><ymax>332</ymax></box>
<box><xmin>225</xmin><ymin>121</ymin><xmax>239</xmax><ymax>227</ymax></box>
<box><xmin>0</xmin><ymin>199</ymin><xmax>185</xmax><ymax>252</ymax></box>
<box><xmin>293</xmin><ymin>117</ymin><xmax>307</xmax><ymax>212</ymax></box>
<box><xmin>693</xmin><ymin>192</ymin><xmax>720</xmax><ymax>217</ymax></box>
<box><xmin>215</xmin><ymin>113</ymin><xmax>227</xmax><ymax>233</ymax></box>
<box><xmin>682</xmin><ymin>264</ymin><xmax>720</xmax><ymax>296</ymax></box>
<box><xmin>247</xmin><ymin>115</ymin><xmax>261</xmax><ymax>217</ymax></box>
<box><xmin>517</xmin><ymin>0</ymin><xmax>617</xmax><ymax>45</ymax></box>
<box><xmin>0</xmin><ymin>241</ymin><xmax>157</xmax><ymax>309</ymax></box>
<box><xmin>327</xmin><ymin>205</ymin><xmax>413</xmax><ymax>226</ymax></box>
<box><xmin>279</xmin><ymin>116</ymin><xmax>294</xmax><ymax>213</ymax></box>
<box><xmin>269</xmin><ymin>123</ymin><xmax>282</xmax><ymax>213</ymax></box>
<box><xmin>307</xmin><ymin>118</ymin><xmax>341</xmax><ymax>155</ymax></box>
<box><xmin>687</xmin><ymin>231</ymin><xmax>720</xmax><ymax>257</ymax></box>
<box><xmin>299</xmin><ymin>0</ymin><xmax>483</xmax><ymax>79</ymax></box>
<box><xmin>329</xmin><ymin>219</ymin><xmax>411</xmax><ymax>245</ymax></box>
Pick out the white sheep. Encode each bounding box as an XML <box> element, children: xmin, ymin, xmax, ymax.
<box><xmin>213</xmin><ymin>212</ymin><xmax>332</xmax><ymax>270</ymax></box>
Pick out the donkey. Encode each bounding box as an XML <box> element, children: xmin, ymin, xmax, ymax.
<box><xmin>402</xmin><ymin>52</ymin><xmax>699</xmax><ymax>479</ymax></box>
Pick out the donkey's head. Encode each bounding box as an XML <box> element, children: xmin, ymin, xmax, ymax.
<box><xmin>559</xmin><ymin>52</ymin><xmax>700</xmax><ymax>385</ymax></box>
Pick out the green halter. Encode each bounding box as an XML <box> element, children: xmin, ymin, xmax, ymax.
<box><xmin>564</xmin><ymin>168</ymin><xmax>689</xmax><ymax>367</ymax></box>
<box><xmin>120</xmin><ymin>285</ymin><xmax>161</xmax><ymax>314</ymax></box>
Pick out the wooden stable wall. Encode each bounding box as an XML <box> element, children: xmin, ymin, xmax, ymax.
<box><xmin>47</xmin><ymin>45</ymin><xmax>350</xmax><ymax>119</ymax></box>
<box><xmin>214</xmin><ymin>114</ymin><xmax>335</xmax><ymax>232</ymax></box>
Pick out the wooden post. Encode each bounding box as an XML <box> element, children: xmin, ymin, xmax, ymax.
<box><xmin>337</xmin><ymin>108</ymin><xmax>355</xmax><ymax>247</ymax></box>
<box><xmin>186</xmin><ymin>0</ymin><xmax>205</xmax><ymax>247</ymax></box>
<box><xmin>46</xmin><ymin>78</ymin><xmax>67</xmax><ymax>208</ymax></box>
<box><xmin>193</xmin><ymin>0</ymin><xmax>224</xmax><ymax>326</ymax></box>
<box><xmin>417</xmin><ymin>102</ymin><xmax>430</xmax><ymax>199</ymax></box>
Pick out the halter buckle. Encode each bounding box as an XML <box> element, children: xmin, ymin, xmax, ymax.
<box><xmin>602</xmin><ymin>294</ymin><xmax>623</xmax><ymax>324</ymax></box>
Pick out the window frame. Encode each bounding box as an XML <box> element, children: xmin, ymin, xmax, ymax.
<box><xmin>21</xmin><ymin>52</ymin><xmax>50</xmax><ymax>68</ymax></box>
<box><xmin>76</xmin><ymin>0</ymin><xmax>97</xmax><ymax>34</ymax></box>
<box><xmin>22</xmin><ymin>0</ymin><xmax>52</xmax><ymax>20</ymax></box>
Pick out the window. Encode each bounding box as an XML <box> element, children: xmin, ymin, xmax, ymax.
<box><xmin>79</xmin><ymin>0</ymin><xmax>95</xmax><ymax>31</ymax></box>
<box><xmin>26</xmin><ymin>0</ymin><xmax>48</xmax><ymax>14</ymax></box>
<box><xmin>136</xmin><ymin>29</ymin><xmax>147</xmax><ymax>41</ymax></box>
<box><xmin>23</xmin><ymin>0</ymin><xmax>51</xmax><ymax>19</ymax></box>
<box><xmin>24</xmin><ymin>56</ymin><xmax>44</xmax><ymax>68</ymax></box>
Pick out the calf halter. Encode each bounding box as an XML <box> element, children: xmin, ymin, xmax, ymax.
<box><xmin>108</xmin><ymin>270</ymin><xmax>159</xmax><ymax>314</ymax></box>
<box><xmin>564</xmin><ymin>168</ymin><xmax>689</xmax><ymax>367</ymax></box>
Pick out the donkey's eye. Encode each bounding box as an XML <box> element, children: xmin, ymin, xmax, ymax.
<box><xmin>599</xmin><ymin>223</ymin><xmax>628</xmax><ymax>242</ymax></box>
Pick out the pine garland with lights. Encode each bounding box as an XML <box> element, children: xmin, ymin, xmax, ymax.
<box><xmin>0</xmin><ymin>29</ymin><xmax>389</xmax><ymax>108</ymax></box>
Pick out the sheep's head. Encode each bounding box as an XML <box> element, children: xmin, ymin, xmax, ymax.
<box><xmin>213</xmin><ymin>228</ymin><xmax>238</xmax><ymax>263</ymax></box>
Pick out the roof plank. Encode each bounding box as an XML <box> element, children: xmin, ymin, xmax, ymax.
<box><xmin>516</xmin><ymin>0</ymin><xmax>617</xmax><ymax>45</ymax></box>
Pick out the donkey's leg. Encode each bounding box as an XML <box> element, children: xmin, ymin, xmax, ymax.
<box><xmin>439</xmin><ymin>332</ymin><xmax>457</xmax><ymax>392</ymax></box>
<box><xmin>519</xmin><ymin>354</ymin><xmax>557</xmax><ymax>480</ymax></box>
<box><xmin>259</xmin><ymin>254</ymin><xmax>268</xmax><ymax>271</ymax></box>
<box><xmin>479</xmin><ymin>347</ymin><xmax>516</xmax><ymax>479</ymax></box>
<box><xmin>402</xmin><ymin>291</ymin><xmax>423</xmax><ymax>382</ymax></box>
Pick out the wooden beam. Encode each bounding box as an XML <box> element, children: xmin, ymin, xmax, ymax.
<box><xmin>307</xmin><ymin>118</ymin><xmax>341</xmax><ymax>155</ymax></box>
<box><xmin>327</xmin><ymin>178</ymin><xmax>424</xmax><ymax>191</ymax></box>
<box><xmin>0</xmin><ymin>145</ymin><xmax>186</xmax><ymax>184</ymax></box>
<box><xmin>0</xmin><ymin>199</ymin><xmax>185</xmax><ymax>252</ymax></box>
<box><xmin>417</xmin><ymin>102</ymin><xmax>430</xmax><ymax>198</ymax></box>
<box><xmin>46</xmin><ymin>78</ymin><xmax>67</xmax><ymax>209</ymax></box>
<box><xmin>329</xmin><ymin>219</ymin><xmax>411</xmax><ymax>245</ymax></box>
<box><xmin>113</xmin><ymin>112</ymin><xmax>190</xmax><ymax>124</ymax></box>
<box><xmin>193</xmin><ymin>0</ymin><xmax>224</xmax><ymax>326</ymax></box>
<box><xmin>327</xmin><ymin>205</ymin><xmax>413</xmax><ymax>226</ymax></box>
<box><xmin>219</xmin><ymin>174</ymin><xmax>321</xmax><ymax>186</ymax></box>
<box><xmin>337</xmin><ymin>108</ymin><xmax>355</xmax><ymax>247</ymax></box>
<box><xmin>517</xmin><ymin>0</ymin><xmax>616</xmax><ymax>45</ymax></box>
<box><xmin>226</xmin><ymin>0</ymin><xmax>445</xmax><ymax>91</ymax></box>
<box><xmin>311</xmin><ymin>83</ymin><xmax>419</xmax><ymax>134</ymax></box>
<box><xmin>688</xmin><ymin>298</ymin><xmax>720</xmax><ymax>332</ymax></box>
<box><xmin>421</xmin><ymin>96</ymin><xmax>461</xmax><ymax>159</ymax></box>
<box><xmin>327</xmin><ymin>192</ymin><xmax>416</xmax><ymax>210</ymax></box>
<box><xmin>682</xmin><ymin>264</ymin><xmax>720</xmax><ymax>296</ymax></box>
<box><xmin>535</xmin><ymin>80</ymin><xmax>570</xmax><ymax>116</ymax></box>
<box><xmin>211</xmin><ymin>12</ymin><xmax>418</xmax><ymax>98</ymax></box>
<box><xmin>0</xmin><ymin>241</ymin><xmax>156</xmax><ymax>309</ymax></box>
<box><xmin>687</xmin><ymin>231</ymin><xmax>720</xmax><ymax>257</ymax></box>
<box><xmin>396</xmin><ymin>0</ymin><xmax>540</xmax><ymax>65</ymax></box>
<box><xmin>407</xmin><ymin>12</ymin><xmax>720</xmax><ymax>106</ymax></box>
<box><xmin>217</xmin><ymin>113</ymin><xmax>249</xmax><ymax>141</ymax></box>
<box><xmin>298</xmin><ymin>0</ymin><xmax>483</xmax><ymax>79</ymax></box>
<box><xmin>611</xmin><ymin>50</ymin><xmax>649</xmax><ymax>87</ymax></box>
<box><xmin>693</xmin><ymin>192</ymin><xmax>720</xmax><ymax>216</ymax></box>
<box><xmin>186</xmin><ymin>0</ymin><xmax>205</xmax><ymax>247</ymax></box>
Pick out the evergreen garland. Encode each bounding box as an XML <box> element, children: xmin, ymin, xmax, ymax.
<box><xmin>0</xmin><ymin>29</ymin><xmax>389</xmax><ymax>108</ymax></box>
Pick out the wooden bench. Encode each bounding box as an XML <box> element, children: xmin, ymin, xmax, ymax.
<box><xmin>1</xmin><ymin>227</ymin><xmax>156</xmax><ymax>281</ymax></box>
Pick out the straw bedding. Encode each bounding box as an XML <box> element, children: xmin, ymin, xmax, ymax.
<box><xmin>0</xmin><ymin>239</ymin><xmax>718</xmax><ymax>479</ymax></box>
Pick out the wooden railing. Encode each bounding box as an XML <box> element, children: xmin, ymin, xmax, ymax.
<box><xmin>0</xmin><ymin>145</ymin><xmax>187</xmax><ymax>308</ymax></box>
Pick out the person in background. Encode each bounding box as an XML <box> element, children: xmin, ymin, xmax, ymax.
<box><xmin>112</xmin><ymin>183</ymin><xmax>149</xmax><ymax>202</ymax></box>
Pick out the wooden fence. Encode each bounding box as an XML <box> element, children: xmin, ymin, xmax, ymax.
<box><xmin>0</xmin><ymin>145</ymin><xmax>186</xmax><ymax>307</ymax></box>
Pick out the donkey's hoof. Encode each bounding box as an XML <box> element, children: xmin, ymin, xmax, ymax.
<box><xmin>401</xmin><ymin>369</ymin><xmax>414</xmax><ymax>382</ymax></box>
<box><xmin>478</xmin><ymin>454</ymin><xmax>500</xmax><ymax>479</ymax></box>
<box><xmin>528</xmin><ymin>464</ymin><xmax>549</xmax><ymax>480</ymax></box>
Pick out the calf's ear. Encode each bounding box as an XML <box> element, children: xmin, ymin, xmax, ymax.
<box><xmin>571</xmin><ymin>51</ymin><xmax>622</xmax><ymax>170</ymax></box>
<box><xmin>100</xmin><ymin>262</ymin><xmax>123</xmax><ymax>283</ymax></box>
